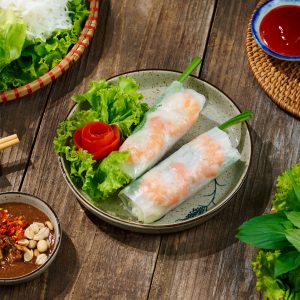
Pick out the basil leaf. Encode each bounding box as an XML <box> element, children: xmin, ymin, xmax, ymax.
<box><xmin>274</xmin><ymin>251</ymin><xmax>300</xmax><ymax>277</ymax></box>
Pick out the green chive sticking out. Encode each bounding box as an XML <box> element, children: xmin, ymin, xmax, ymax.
<box><xmin>218</xmin><ymin>111</ymin><xmax>253</xmax><ymax>130</ymax></box>
<box><xmin>177</xmin><ymin>57</ymin><xmax>202</xmax><ymax>83</ymax></box>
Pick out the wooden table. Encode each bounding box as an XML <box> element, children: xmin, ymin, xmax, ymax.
<box><xmin>1</xmin><ymin>0</ymin><xmax>299</xmax><ymax>299</ymax></box>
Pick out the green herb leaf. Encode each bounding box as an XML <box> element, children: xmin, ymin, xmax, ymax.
<box><xmin>252</xmin><ymin>250</ymin><xmax>288</xmax><ymax>300</ymax></box>
<box><xmin>273</xmin><ymin>164</ymin><xmax>300</xmax><ymax>212</ymax></box>
<box><xmin>274</xmin><ymin>251</ymin><xmax>300</xmax><ymax>277</ymax></box>
<box><xmin>288</xmin><ymin>266</ymin><xmax>300</xmax><ymax>293</ymax></box>
<box><xmin>288</xmin><ymin>170</ymin><xmax>300</xmax><ymax>202</ymax></box>
<box><xmin>285</xmin><ymin>211</ymin><xmax>300</xmax><ymax>228</ymax></box>
<box><xmin>236</xmin><ymin>213</ymin><xmax>293</xmax><ymax>249</ymax></box>
<box><xmin>285</xmin><ymin>229</ymin><xmax>300</xmax><ymax>252</ymax></box>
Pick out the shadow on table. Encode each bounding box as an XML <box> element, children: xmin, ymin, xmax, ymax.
<box><xmin>85</xmin><ymin>210</ymin><xmax>160</xmax><ymax>252</ymax></box>
<box><xmin>0</xmin><ymin>159</ymin><xmax>29</xmax><ymax>189</ymax></box>
<box><xmin>43</xmin><ymin>231</ymin><xmax>79</xmax><ymax>299</ymax></box>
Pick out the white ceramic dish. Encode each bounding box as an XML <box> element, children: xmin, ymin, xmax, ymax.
<box><xmin>0</xmin><ymin>192</ymin><xmax>62</xmax><ymax>285</ymax></box>
<box><xmin>59</xmin><ymin>70</ymin><xmax>252</xmax><ymax>234</ymax></box>
<box><xmin>251</xmin><ymin>0</ymin><xmax>300</xmax><ymax>61</ymax></box>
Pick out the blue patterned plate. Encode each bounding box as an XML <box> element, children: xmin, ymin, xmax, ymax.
<box><xmin>59</xmin><ymin>70</ymin><xmax>252</xmax><ymax>233</ymax></box>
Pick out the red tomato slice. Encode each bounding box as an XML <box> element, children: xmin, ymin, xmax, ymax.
<box><xmin>73</xmin><ymin>122</ymin><xmax>121</xmax><ymax>160</ymax></box>
<box><xmin>92</xmin><ymin>125</ymin><xmax>121</xmax><ymax>160</ymax></box>
<box><xmin>81</xmin><ymin>122</ymin><xmax>115</xmax><ymax>152</ymax></box>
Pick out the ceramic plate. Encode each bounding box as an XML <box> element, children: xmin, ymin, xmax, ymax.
<box><xmin>59</xmin><ymin>70</ymin><xmax>252</xmax><ymax>234</ymax></box>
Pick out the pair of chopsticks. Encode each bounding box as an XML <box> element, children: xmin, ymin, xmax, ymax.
<box><xmin>0</xmin><ymin>134</ymin><xmax>20</xmax><ymax>151</ymax></box>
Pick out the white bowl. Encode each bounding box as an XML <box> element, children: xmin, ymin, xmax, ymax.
<box><xmin>251</xmin><ymin>0</ymin><xmax>300</xmax><ymax>61</ymax></box>
<box><xmin>0</xmin><ymin>192</ymin><xmax>62</xmax><ymax>285</ymax></box>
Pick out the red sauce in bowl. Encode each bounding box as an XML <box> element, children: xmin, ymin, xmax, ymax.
<box><xmin>259</xmin><ymin>5</ymin><xmax>300</xmax><ymax>56</ymax></box>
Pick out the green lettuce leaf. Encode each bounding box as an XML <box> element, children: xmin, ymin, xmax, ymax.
<box><xmin>0</xmin><ymin>10</ymin><xmax>26</xmax><ymax>71</ymax></box>
<box><xmin>54</xmin><ymin>109</ymin><xmax>99</xmax><ymax>154</ymax></box>
<box><xmin>62</xmin><ymin>149</ymin><xmax>131</xmax><ymax>201</ymax></box>
<box><xmin>54</xmin><ymin>77</ymin><xmax>148</xmax><ymax>201</ymax></box>
<box><xmin>65</xmin><ymin>147</ymin><xmax>96</xmax><ymax>189</ymax></box>
<box><xmin>86</xmin><ymin>151</ymin><xmax>131</xmax><ymax>200</ymax></box>
<box><xmin>73</xmin><ymin>76</ymin><xmax>149</xmax><ymax>138</ymax></box>
<box><xmin>0</xmin><ymin>0</ymin><xmax>89</xmax><ymax>92</ymax></box>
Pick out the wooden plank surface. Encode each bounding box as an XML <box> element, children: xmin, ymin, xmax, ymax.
<box><xmin>0</xmin><ymin>87</ymin><xmax>51</xmax><ymax>192</ymax></box>
<box><xmin>0</xmin><ymin>0</ymin><xmax>217</xmax><ymax>299</ymax></box>
<box><xmin>148</xmin><ymin>0</ymin><xmax>300</xmax><ymax>300</ymax></box>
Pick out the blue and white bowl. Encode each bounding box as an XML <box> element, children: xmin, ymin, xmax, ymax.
<box><xmin>251</xmin><ymin>0</ymin><xmax>300</xmax><ymax>61</ymax></box>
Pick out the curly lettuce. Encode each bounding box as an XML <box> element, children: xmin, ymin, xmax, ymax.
<box><xmin>0</xmin><ymin>0</ymin><xmax>89</xmax><ymax>92</ymax></box>
<box><xmin>73</xmin><ymin>76</ymin><xmax>149</xmax><ymax>138</ymax></box>
<box><xmin>54</xmin><ymin>77</ymin><xmax>148</xmax><ymax>201</ymax></box>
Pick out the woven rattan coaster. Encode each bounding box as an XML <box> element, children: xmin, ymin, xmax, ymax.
<box><xmin>246</xmin><ymin>1</ymin><xmax>300</xmax><ymax>118</ymax></box>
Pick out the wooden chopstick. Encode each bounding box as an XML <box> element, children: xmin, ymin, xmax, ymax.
<box><xmin>0</xmin><ymin>134</ymin><xmax>20</xmax><ymax>151</ymax></box>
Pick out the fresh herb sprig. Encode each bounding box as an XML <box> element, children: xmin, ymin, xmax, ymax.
<box><xmin>236</xmin><ymin>163</ymin><xmax>300</xmax><ymax>300</ymax></box>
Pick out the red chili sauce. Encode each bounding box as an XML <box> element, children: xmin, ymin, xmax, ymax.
<box><xmin>259</xmin><ymin>5</ymin><xmax>300</xmax><ymax>56</ymax></box>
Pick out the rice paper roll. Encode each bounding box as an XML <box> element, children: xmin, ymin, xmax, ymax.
<box><xmin>119</xmin><ymin>127</ymin><xmax>241</xmax><ymax>223</ymax></box>
<box><xmin>120</xmin><ymin>81</ymin><xmax>206</xmax><ymax>179</ymax></box>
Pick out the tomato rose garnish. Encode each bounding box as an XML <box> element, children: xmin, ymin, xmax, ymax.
<box><xmin>73</xmin><ymin>122</ymin><xmax>121</xmax><ymax>160</ymax></box>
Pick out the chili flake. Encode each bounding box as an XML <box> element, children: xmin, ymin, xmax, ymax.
<box><xmin>0</xmin><ymin>208</ymin><xmax>27</xmax><ymax>241</ymax></box>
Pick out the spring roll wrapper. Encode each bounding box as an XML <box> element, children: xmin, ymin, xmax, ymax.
<box><xmin>120</xmin><ymin>81</ymin><xmax>206</xmax><ymax>179</ymax></box>
<box><xmin>119</xmin><ymin>127</ymin><xmax>241</xmax><ymax>223</ymax></box>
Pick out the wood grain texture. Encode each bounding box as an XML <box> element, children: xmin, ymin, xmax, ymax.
<box><xmin>148</xmin><ymin>0</ymin><xmax>300</xmax><ymax>299</ymax></box>
<box><xmin>0</xmin><ymin>0</ymin><xmax>217</xmax><ymax>299</ymax></box>
<box><xmin>0</xmin><ymin>87</ymin><xmax>52</xmax><ymax>192</ymax></box>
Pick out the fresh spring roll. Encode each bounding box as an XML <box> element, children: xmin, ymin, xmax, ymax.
<box><xmin>120</xmin><ymin>81</ymin><xmax>206</xmax><ymax>179</ymax></box>
<box><xmin>119</xmin><ymin>127</ymin><xmax>240</xmax><ymax>223</ymax></box>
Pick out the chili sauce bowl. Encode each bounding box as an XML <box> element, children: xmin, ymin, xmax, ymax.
<box><xmin>0</xmin><ymin>192</ymin><xmax>62</xmax><ymax>285</ymax></box>
<box><xmin>251</xmin><ymin>0</ymin><xmax>300</xmax><ymax>61</ymax></box>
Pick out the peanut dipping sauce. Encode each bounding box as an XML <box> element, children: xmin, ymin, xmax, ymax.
<box><xmin>0</xmin><ymin>203</ymin><xmax>55</xmax><ymax>279</ymax></box>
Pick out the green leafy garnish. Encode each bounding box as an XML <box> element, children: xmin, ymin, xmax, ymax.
<box><xmin>54</xmin><ymin>77</ymin><xmax>148</xmax><ymax>201</ymax></box>
<box><xmin>236</xmin><ymin>213</ymin><xmax>293</xmax><ymax>249</ymax></box>
<box><xmin>274</xmin><ymin>251</ymin><xmax>300</xmax><ymax>277</ymax></box>
<box><xmin>252</xmin><ymin>250</ymin><xmax>288</xmax><ymax>300</ymax></box>
<box><xmin>73</xmin><ymin>76</ymin><xmax>149</xmax><ymax>138</ymax></box>
<box><xmin>273</xmin><ymin>164</ymin><xmax>300</xmax><ymax>212</ymax></box>
<box><xmin>0</xmin><ymin>0</ymin><xmax>89</xmax><ymax>92</ymax></box>
<box><xmin>237</xmin><ymin>163</ymin><xmax>300</xmax><ymax>300</ymax></box>
<box><xmin>285</xmin><ymin>229</ymin><xmax>300</xmax><ymax>252</ymax></box>
<box><xmin>0</xmin><ymin>10</ymin><xmax>26</xmax><ymax>71</ymax></box>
